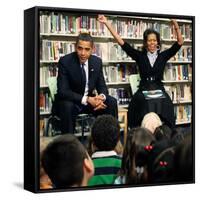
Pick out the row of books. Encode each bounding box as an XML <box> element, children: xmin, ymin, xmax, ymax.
<box><xmin>109</xmin><ymin>18</ymin><xmax>192</xmax><ymax>40</ymax></box>
<box><xmin>40</xmin><ymin>90</ymin><xmax>52</xmax><ymax>113</ymax></box>
<box><xmin>40</xmin><ymin>13</ymin><xmax>110</xmax><ymax>36</ymax></box>
<box><xmin>40</xmin><ymin>13</ymin><xmax>192</xmax><ymax>40</ymax></box>
<box><xmin>103</xmin><ymin>63</ymin><xmax>138</xmax><ymax>83</ymax></box>
<box><xmin>164</xmin><ymin>84</ymin><xmax>192</xmax><ymax>102</ymax></box>
<box><xmin>40</xmin><ymin>39</ymin><xmax>192</xmax><ymax>62</ymax></box>
<box><xmin>162</xmin><ymin>45</ymin><xmax>192</xmax><ymax>62</ymax></box>
<box><xmin>163</xmin><ymin>64</ymin><xmax>192</xmax><ymax>81</ymax></box>
<box><xmin>40</xmin><ymin>117</ymin><xmax>61</xmax><ymax>137</ymax></box>
<box><xmin>40</xmin><ymin>40</ymin><xmax>75</xmax><ymax>61</ymax></box>
<box><xmin>174</xmin><ymin>105</ymin><xmax>191</xmax><ymax>123</ymax></box>
<box><xmin>40</xmin><ymin>65</ymin><xmax>57</xmax><ymax>86</ymax></box>
<box><xmin>175</xmin><ymin>46</ymin><xmax>192</xmax><ymax>62</ymax></box>
<box><xmin>40</xmin><ymin>118</ymin><xmax>48</xmax><ymax>137</ymax></box>
<box><xmin>108</xmin><ymin>88</ymin><xmax>131</xmax><ymax>105</ymax></box>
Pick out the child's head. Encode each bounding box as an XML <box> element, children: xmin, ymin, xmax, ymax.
<box><xmin>91</xmin><ymin>115</ymin><xmax>120</xmax><ymax>151</ymax></box>
<box><xmin>41</xmin><ymin>134</ymin><xmax>94</xmax><ymax>188</ymax></box>
<box><xmin>154</xmin><ymin>124</ymin><xmax>172</xmax><ymax>141</ymax></box>
<box><xmin>174</xmin><ymin>134</ymin><xmax>193</xmax><ymax>182</ymax></box>
<box><xmin>40</xmin><ymin>137</ymin><xmax>55</xmax><ymax>189</ymax></box>
<box><xmin>149</xmin><ymin>147</ymin><xmax>175</xmax><ymax>183</ymax></box>
<box><xmin>141</xmin><ymin>112</ymin><xmax>162</xmax><ymax>134</ymax></box>
<box><xmin>121</xmin><ymin>127</ymin><xmax>156</xmax><ymax>184</ymax></box>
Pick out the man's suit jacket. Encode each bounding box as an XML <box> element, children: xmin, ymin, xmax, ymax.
<box><xmin>57</xmin><ymin>52</ymin><xmax>108</xmax><ymax>103</ymax></box>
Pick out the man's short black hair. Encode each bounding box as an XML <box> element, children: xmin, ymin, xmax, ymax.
<box><xmin>76</xmin><ymin>32</ymin><xmax>94</xmax><ymax>47</ymax></box>
<box><xmin>91</xmin><ymin>115</ymin><xmax>120</xmax><ymax>151</ymax></box>
<box><xmin>41</xmin><ymin>134</ymin><xmax>88</xmax><ymax>188</ymax></box>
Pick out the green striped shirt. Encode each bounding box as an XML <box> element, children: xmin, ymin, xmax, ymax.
<box><xmin>88</xmin><ymin>151</ymin><xmax>121</xmax><ymax>186</ymax></box>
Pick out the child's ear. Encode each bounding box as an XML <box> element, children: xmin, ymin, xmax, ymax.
<box><xmin>83</xmin><ymin>157</ymin><xmax>94</xmax><ymax>175</ymax></box>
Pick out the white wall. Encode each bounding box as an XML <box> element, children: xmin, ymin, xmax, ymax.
<box><xmin>0</xmin><ymin>0</ymin><xmax>198</xmax><ymax>199</ymax></box>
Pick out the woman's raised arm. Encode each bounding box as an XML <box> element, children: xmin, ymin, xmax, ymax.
<box><xmin>98</xmin><ymin>15</ymin><xmax>125</xmax><ymax>46</ymax></box>
<box><xmin>171</xmin><ymin>19</ymin><xmax>184</xmax><ymax>45</ymax></box>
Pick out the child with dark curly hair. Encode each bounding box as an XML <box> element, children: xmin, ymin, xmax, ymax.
<box><xmin>88</xmin><ymin>115</ymin><xmax>122</xmax><ymax>186</ymax></box>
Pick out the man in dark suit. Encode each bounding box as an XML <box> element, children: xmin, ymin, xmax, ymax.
<box><xmin>56</xmin><ymin>33</ymin><xmax>118</xmax><ymax>134</ymax></box>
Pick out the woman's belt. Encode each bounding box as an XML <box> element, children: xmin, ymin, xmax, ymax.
<box><xmin>145</xmin><ymin>76</ymin><xmax>156</xmax><ymax>81</ymax></box>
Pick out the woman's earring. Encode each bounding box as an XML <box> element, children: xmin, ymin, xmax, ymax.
<box><xmin>157</xmin><ymin>45</ymin><xmax>160</xmax><ymax>51</ymax></box>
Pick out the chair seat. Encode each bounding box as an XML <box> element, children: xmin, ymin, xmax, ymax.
<box><xmin>44</xmin><ymin>113</ymin><xmax>94</xmax><ymax>141</ymax></box>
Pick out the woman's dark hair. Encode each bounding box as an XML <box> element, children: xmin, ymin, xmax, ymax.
<box><xmin>142</xmin><ymin>28</ymin><xmax>161</xmax><ymax>51</ymax></box>
<box><xmin>120</xmin><ymin>127</ymin><xmax>156</xmax><ymax>184</ymax></box>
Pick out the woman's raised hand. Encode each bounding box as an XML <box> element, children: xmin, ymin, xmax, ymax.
<box><xmin>170</xmin><ymin>19</ymin><xmax>179</xmax><ymax>29</ymax></box>
<box><xmin>170</xmin><ymin>19</ymin><xmax>184</xmax><ymax>45</ymax></box>
<box><xmin>98</xmin><ymin>15</ymin><xmax>107</xmax><ymax>24</ymax></box>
